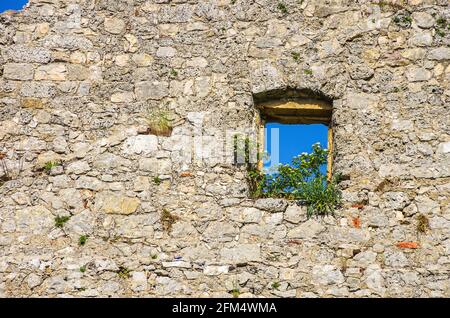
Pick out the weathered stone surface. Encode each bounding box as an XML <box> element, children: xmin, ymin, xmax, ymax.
<box><xmin>287</xmin><ymin>219</ymin><xmax>325</xmax><ymax>239</ymax></box>
<box><xmin>220</xmin><ymin>244</ymin><xmax>261</xmax><ymax>263</ymax></box>
<box><xmin>135</xmin><ymin>81</ymin><xmax>169</xmax><ymax>100</ymax></box>
<box><xmin>3</xmin><ymin>63</ymin><xmax>34</xmax><ymax>80</ymax></box>
<box><xmin>312</xmin><ymin>265</ymin><xmax>345</xmax><ymax>286</ymax></box>
<box><xmin>114</xmin><ymin>215</ymin><xmax>155</xmax><ymax>237</ymax></box>
<box><xmin>203</xmin><ymin>222</ymin><xmax>239</xmax><ymax>242</ymax></box>
<box><xmin>15</xmin><ymin>206</ymin><xmax>54</xmax><ymax>234</ymax></box>
<box><xmin>20</xmin><ymin>82</ymin><xmax>56</xmax><ymax>97</ymax></box>
<box><xmin>3</xmin><ymin>45</ymin><xmax>51</xmax><ymax>63</ymax></box>
<box><xmin>139</xmin><ymin>158</ymin><xmax>171</xmax><ymax>174</ymax></box>
<box><xmin>254</xmin><ymin>198</ymin><xmax>287</xmax><ymax>212</ymax></box>
<box><xmin>35</xmin><ymin>64</ymin><xmax>66</xmax><ymax>81</ymax></box>
<box><xmin>75</xmin><ymin>176</ymin><xmax>104</xmax><ymax>191</ymax></box>
<box><xmin>428</xmin><ymin>48</ymin><xmax>450</xmax><ymax>61</ymax></box>
<box><xmin>1</xmin><ymin>0</ymin><xmax>448</xmax><ymax>299</ymax></box>
<box><xmin>122</xmin><ymin>135</ymin><xmax>158</xmax><ymax>155</ymax></box>
<box><xmin>156</xmin><ymin>47</ymin><xmax>177</xmax><ymax>58</ymax></box>
<box><xmin>95</xmin><ymin>192</ymin><xmax>140</xmax><ymax>215</ymax></box>
<box><xmin>104</xmin><ymin>17</ymin><xmax>126</xmax><ymax>34</ymax></box>
<box><xmin>284</xmin><ymin>205</ymin><xmax>307</xmax><ymax>224</ymax></box>
<box><xmin>412</xmin><ymin>12</ymin><xmax>435</xmax><ymax>28</ymax></box>
<box><xmin>406</xmin><ymin>67</ymin><xmax>432</xmax><ymax>82</ymax></box>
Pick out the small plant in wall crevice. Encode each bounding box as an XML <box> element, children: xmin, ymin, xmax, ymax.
<box><xmin>160</xmin><ymin>208</ymin><xmax>179</xmax><ymax>232</ymax></box>
<box><xmin>55</xmin><ymin>215</ymin><xmax>70</xmax><ymax>228</ymax></box>
<box><xmin>145</xmin><ymin>108</ymin><xmax>173</xmax><ymax>137</ymax></box>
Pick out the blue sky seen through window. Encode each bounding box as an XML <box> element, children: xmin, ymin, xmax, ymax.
<box><xmin>264</xmin><ymin>123</ymin><xmax>328</xmax><ymax>174</ymax></box>
<box><xmin>0</xmin><ymin>0</ymin><xmax>28</xmax><ymax>13</ymax></box>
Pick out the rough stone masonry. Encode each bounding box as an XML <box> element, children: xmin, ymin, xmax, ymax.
<box><xmin>0</xmin><ymin>0</ymin><xmax>449</xmax><ymax>297</ymax></box>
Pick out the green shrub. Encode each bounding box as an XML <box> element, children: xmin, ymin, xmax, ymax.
<box><xmin>55</xmin><ymin>215</ymin><xmax>70</xmax><ymax>228</ymax></box>
<box><xmin>277</xmin><ymin>3</ymin><xmax>288</xmax><ymax>14</ymax></box>
<box><xmin>145</xmin><ymin>109</ymin><xmax>173</xmax><ymax>136</ymax></box>
<box><xmin>44</xmin><ymin>161</ymin><xmax>60</xmax><ymax>173</ymax></box>
<box><xmin>247</xmin><ymin>143</ymin><xmax>341</xmax><ymax>217</ymax></box>
<box><xmin>117</xmin><ymin>267</ymin><xmax>131</xmax><ymax>279</ymax></box>
<box><xmin>79</xmin><ymin>235</ymin><xmax>88</xmax><ymax>246</ymax></box>
<box><xmin>153</xmin><ymin>176</ymin><xmax>161</xmax><ymax>185</ymax></box>
<box><xmin>271</xmin><ymin>282</ymin><xmax>281</xmax><ymax>290</ymax></box>
<box><xmin>161</xmin><ymin>209</ymin><xmax>179</xmax><ymax>232</ymax></box>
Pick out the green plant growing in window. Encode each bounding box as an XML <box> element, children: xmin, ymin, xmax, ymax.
<box><xmin>153</xmin><ymin>176</ymin><xmax>162</xmax><ymax>185</ymax></box>
<box><xmin>79</xmin><ymin>265</ymin><xmax>86</xmax><ymax>273</ymax></box>
<box><xmin>79</xmin><ymin>235</ymin><xmax>88</xmax><ymax>246</ymax></box>
<box><xmin>55</xmin><ymin>215</ymin><xmax>70</xmax><ymax>228</ymax></box>
<box><xmin>247</xmin><ymin>143</ymin><xmax>342</xmax><ymax>217</ymax></box>
<box><xmin>117</xmin><ymin>267</ymin><xmax>131</xmax><ymax>279</ymax></box>
<box><xmin>303</xmin><ymin>69</ymin><xmax>313</xmax><ymax>75</ymax></box>
<box><xmin>277</xmin><ymin>2</ymin><xmax>288</xmax><ymax>14</ymax></box>
<box><xmin>145</xmin><ymin>109</ymin><xmax>173</xmax><ymax>137</ymax></box>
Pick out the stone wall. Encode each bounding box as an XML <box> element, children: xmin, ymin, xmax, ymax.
<box><xmin>0</xmin><ymin>0</ymin><xmax>449</xmax><ymax>297</ymax></box>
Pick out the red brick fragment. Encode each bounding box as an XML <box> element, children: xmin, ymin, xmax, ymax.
<box><xmin>352</xmin><ymin>217</ymin><xmax>361</xmax><ymax>229</ymax></box>
<box><xmin>396</xmin><ymin>242</ymin><xmax>419</xmax><ymax>249</ymax></box>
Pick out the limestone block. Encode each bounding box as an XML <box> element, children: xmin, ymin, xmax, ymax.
<box><xmin>122</xmin><ymin>135</ymin><xmax>158</xmax><ymax>155</ymax></box>
<box><xmin>75</xmin><ymin>176</ymin><xmax>104</xmax><ymax>191</ymax></box>
<box><xmin>204</xmin><ymin>265</ymin><xmax>229</xmax><ymax>276</ymax></box>
<box><xmin>138</xmin><ymin>157</ymin><xmax>172</xmax><ymax>174</ymax></box>
<box><xmin>287</xmin><ymin>219</ymin><xmax>325</xmax><ymax>239</ymax></box>
<box><xmin>203</xmin><ymin>221</ymin><xmax>239</xmax><ymax>242</ymax></box>
<box><xmin>254</xmin><ymin>198</ymin><xmax>287</xmax><ymax>212</ymax></box>
<box><xmin>132</xmin><ymin>53</ymin><xmax>153</xmax><ymax>66</ymax></box>
<box><xmin>95</xmin><ymin>192</ymin><xmax>141</xmax><ymax>215</ymax></box>
<box><xmin>131</xmin><ymin>272</ymin><xmax>148</xmax><ymax>292</ymax></box>
<box><xmin>135</xmin><ymin>81</ymin><xmax>169</xmax><ymax>100</ymax></box>
<box><xmin>133</xmin><ymin>176</ymin><xmax>150</xmax><ymax>192</ymax></box>
<box><xmin>3</xmin><ymin>63</ymin><xmax>34</xmax><ymax>80</ymax></box>
<box><xmin>220</xmin><ymin>244</ymin><xmax>261</xmax><ymax>263</ymax></box>
<box><xmin>66</xmin><ymin>161</ymin><xmax>90</xmax><ymax>175</ymax></box>
<box><xmin>4</xmin><ymin>45</ymin><xmax>51</xmax><ymax>63</ymax></box>
<box><xmin>284</xmin><ymin>205</ymin><xmax>307</xmax><ymax>224</ymax></box>
<box><xmin>408</xmin><ymin>31</ymin><xmax>433</xmax><ymax>47</ymax></box>
<box><xmin>35</xmin><ymin>64</ymin><xmax>67</xmax><ymax>81</ymax></box>
<box><xmin>186</xmin><ymin>57</ymin><xmax>208</xmax><ymax>68</ymax></box>
<box><xmin>104</xmin><ymin>17</ymin><xmax>126</xmax><ymax>34</ymax></box>
<box><xmin>15</xmin><ymin>206</ymin><xmax>54</xmax><ymax>234</ymax></box>
<box><xmin>111</xmin><ymin>91</ymin><xmax>135</xmax><ymax>103</ymax></box>
<box><xmin>412</xmin><ymin>12</ymin><xmax>435</xmax><ymax>28</ymax></box>
<box><xmin>43</xmin><ymin>35</ymin><xmax>93</xmax><ymax>50</ymax></box>
<box><xmin>312</xmin><ymin>265</ymin><xmax>345</xmax><ymax>286</ymax></box>
<box><xmin>428</xmin><ymin>48</ymin><xmax>450</xmax><ymax>61</ymax></box>
<box><xmin>124</xmin><ymin>34</ymin><xmax>139</xmax><ymax>52</ymax></box>
<box><xmin>406</xmin><ymin>67</ymin><xmax>432</xmax><ymax>82</ymax></box>
<box><xmin>20</xmin><ymin>82</ymin><xmax>56</xmax><ymax>98</ymax></box>
<box><xmin>114</xmin><ymin>215</ymin><xmax>155</xmax><ymax>237</ymax></box>
<box><xmin>250</xmin><ymin>60</ymin><xmax>285</xmax><ymax>94</ymax></box>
